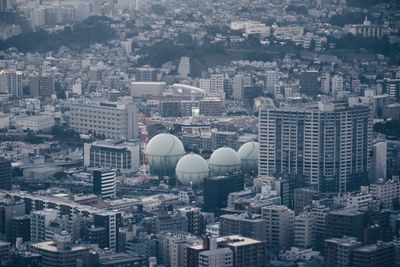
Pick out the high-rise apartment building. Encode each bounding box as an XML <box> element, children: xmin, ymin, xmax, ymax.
<box><xmin>259</xmin><ymin>101</ymin><xmax>372</xmax><ymax>192</ymax></box>
<box><xmin>69</xmin><ymin>100</ymin><xmax>138</xmax><ymax>140</ymax></box>
<box><xmin>94</xmin><ymin>211</ymin><xmax>122</xmax><ymax>251</ymax></box>
<box><xmin>294</xmin><ymin>211</ymin><xmax>316</xmax><ymax>248</ymax></box>
<box><xmin>0</xmin><ymin>70</ymin><xmax>23</xmax><ymax>98</ymax></box>
<box><xmin>324</xmin><ymin>236</ymin><xmax>362</xmax><ymax>267</ymax></box>
<box><xmin>0</xmin><ymin>199</ymin><xmax>25</xmax><ymax>242</ymax></box>
<box><xmin>265</xmin><ymin>70</ymin><xmax>279</xmax><ymax>94</ymax></box>
<box><xmin>92</xmin><ymin>169</ymin><xmax>116</xmax><ymax>200</ymax></box>
<box><xmin>198</xmin><ymin>248</ymin><xmax>233</xmax><ymax>267</ymax></box>
<box><xmin>210</xmin><ymin>74</ymin><xmax>224</xmax><ymax>94</ymax></box>
<box><xmin>135</xmin><ymin>67</ymin><xmax>157</xmax><ymax>82</ymax></box>
<box><xmin>232</xmin><ymin>75</ymin><xmax>243</xmax><ymax>100</ymax></box>
<box><xmin>30</xmin><ymin>209</ymin><xmax>59</xmax><ymax>243</ymax></box>
<box><xmin>29</xmin><ymin>73</ymin><xmax>55</xmax><ymax>98</ymax></box>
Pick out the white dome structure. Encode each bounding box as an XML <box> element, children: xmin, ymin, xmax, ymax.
<box><xmin>176</xmin><ymin>153</ymin><xmax>209</xmax><ymax>186</ymax></box>
<box><xmin>238</xmin><ymin>141</ymin><xmax>259</xmax><ymax>173</ymax></box>
<box><xmin>209</xmin><ymin>147</ymin><xmax>241</xmax><ymax>176</ymax></box>
<box><xmin>145</xmin><ymin>133</ymin><xmax>185</xmax><ymax>175</ymax></box>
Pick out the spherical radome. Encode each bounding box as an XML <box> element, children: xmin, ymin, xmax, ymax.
<box><xmin>238</xmin><ymin>141</ymin><xmax>259</xmax><ymax>173</ymax></box>
<box><xmin>209</xmin><ymin>147</ymin><xmax>241</xmax><ymax>176</ymax></box>
<box><xmin>145</xmin><ymin>133</ymin><xmax>185</xmax><ymax>173</ymax></box>
<box><xmin>176</xmin><ymin>153</ymin><xmax>209</xmax><ymax>186</ymax></box>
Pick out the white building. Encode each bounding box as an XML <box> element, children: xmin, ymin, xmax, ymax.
<box><xmin>232</xmin><ymin>74</ymin><xmax>243</xmax><ymax>100</ymax></box>
<box><xmin>372</xmin><ymin>142</ymin><xmax>387</xmax><ymax>182</ymax></box>
<box><xmin>0</xmin><ymin>112</ymin><xmax>9</xmax><ymax>129</ymax></box>
<box><xmin>265</xmin><ymin>71</ymin><xmax>279</xmax><ymax>94</ymax></box>
<box><xmin>262</xmin><ymin>205</ymin><xmax>294</xmax><ymax>249</ymax></box>
<box><xmin>178</xmin><ymin>56</ymin><xmax>190</xmax><ymax>77</ymax></box>
<box><xmin>15</xmin><ymin>115</ymin><xmax>54</xmax><ymax>132</ymax></box>
<box><xmin>199</xmin><ymin>79</ymin><xmax>211</xmax><ymax>94</ymax></box>
<box><xmin>68</xmin><ymin>100</ymin><xmax>138</xmax><ymax>140</ymax></box>
<box><xmin>331</xmin><ymin>74</ymin><xmax>343</xmax><ymax>96</ymax></box>
<box><xmin>210</xmin><ymin>74</ymin><xmax>224</xmax><ymax>94</ymax></box>
<box><xmin>370</xmin><ymin>177</ymin><xmax>400</xmax><ymax>209</ymax></box>
<box><xmin>93</xmin><ymin>169</ymin><xmax>116</xmax><ymax>199</ymax></box>
<box><xmin>130</xmin><ymin>82</ymin><xmax>166</xmax><ymax>97</ymax></box>
<box><xmin>199</xmin><ymin>248</ymin><xmax>233</xmax><ymax>267</ymax></box>
<box><xmin>0</xmin><ymin>70</ymin><xmax>22</xmax><ymax>98</ymax></box>
<box><xmin>83</xmin><ymin>140</ymin><xmax>140</xmax><ymax>171</ymax></box>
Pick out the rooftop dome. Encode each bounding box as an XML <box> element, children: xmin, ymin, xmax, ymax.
<box><xmin>176</xmin><ymin>153</ymin><xmax>209</xmax><ymax>186</ymax></box>
<box><xmin>238</xmin><ymin>141</ymin><xmax>259</xmax><ymax>173</ymax></box>
<box><xmin>209</xmin><ymin>147</ymin><xmax>241</xmax><ymax>176</ymax></box>
<box><xmin>145</xmin><ymin>133</ymin><xmax>185</xmax><ymax>174</ymax></box>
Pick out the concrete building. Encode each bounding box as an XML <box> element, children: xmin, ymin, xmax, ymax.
<box><xmin>325</xmin><ymin>208</ymin><xmax>366</xmax><ymax>242</ymax></box>
<box><xmin>299</xmin><ymin>70</ymin><xmax>319</xmax><ymax>96</ymax></box>
<box><xmin>369</xmin><ymin>177</ymin><xmax>400</xmax><ymax>209</ymax></box>
<box><xmin>262</xmin><ymin>205</ymin><xmax>294</xmax><ymax>249</ymax></box>
<box><xmin>178</xmin><ymin>56</ymin><xmax>190</xmax><ymax>77</ymax></box>
<box><xmin>92</xmin><ymin>169</ymin><xmax>116</xmax><ymax>200</ymax></box>
<box><xmin>0</xmin><ymin>199</ymin><xmax>25</xmax><ymax>242</ymax></box>
<box><xmin>69</xmin><ymin>100</ymin><xmax>138</xmax><ymax>140</ymax></box>
<box><xmin>31</xmin><ymin>231</ymin><xmax>88</xmax><ymax>267</ymax></box>
<box><xmin>29</xmin><ymin>73</ymin><xmax>55</xmax><ymax>98</ymax></box>
<box><xmin>217</xmin><ymin>235</ymin><xmax>266</xmax><ymax>267</ymax></box>
<box><xmin>220</xmin><ymin>213</ymin><xmax>266</xmax><ymax>241</ymax></box>
<box><xmin>210</xmin><ymin>74</ymin><xmax>224</xmax><ymax>94</ymax></box>
<box><xmin>200</xmin><ymin>98</ymin><xmax>224</xmax><ymax>116</ymax></box>
<box><xmin>324</xmin><ymin>236</ymin><xmax>362</xmax><ymax>267</ymax></box>
<box><xmin>177</xmin><ymin>207</ymin><xmax>201</xmax><ymax>236</ymax></box>
<box><xmin>0</xmin><ymin>69</ymin><xmax>22</xmax><ymax>98</ymax></box>
<box><xmin>135</xmin><ymin>67</ymin><xmax>157</xmax><ymax>82</ymax></box>
<box><xmin>15</xmin><ymin>115</ymin><xmax>54</xmax><ymax>132</ymax></box>
<box><xmin>130</xmin><ymin>81</ymin><xmax>165</xmax><ymax>97</ymax></box>
<box><xmin>265</xmin><ymin>70</ymin><xmax>279</xmax><ymax>94</ymax></box>
<box><xmin>83</xmin><ymin>140</ymin><xmax>140</xmax><ymax>171</ymax></box>
<box><xmin>294</xmin><ymin>211</ymin><xmax>316</xmax><ymax>249</ymax></box>
<box><xmin>94</xmin><ymin>211</ymin><xmax>122</xmax><ymax>251</ymax></box>
<box><xmin>31</xmin><ymin>209</ymin><xmax>59</xmax><ymax>243</ymax></box>
<box><xmin>0</xmin><ymin>158</ymin><xmax>11</xmax><ymax>190</ymax></box>
<box><xmin>372</xmin><ymin>142</ymin><xmax>387</xmax><ymax>182</ymax></box>
<box><xmin>198</xmin><ymin>248</ymin><xmax>233</xmax><ymax>267</ymax></box>
<box><xmin>232</xmin><ymin>74</ymin><xmax>243</xmax><ymax>100</ymax></box>
<box><xmin>352</xmin><ymin>242</ymin><xmax>395</xmax><ymax>267</ymax></box>
<box><xmin>259</xmin><ymin>101</ymin><xmax>372</xmax><ymax>193</ymax></box>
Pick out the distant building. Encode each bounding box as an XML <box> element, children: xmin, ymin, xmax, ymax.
<box><xmin>352</xmin><ymin>242</ymin><xmax>395</xmax><ymax>267</ymax></box>
<box><xmin>10</xmin><ymin>215</ymin><xmax>31</xmax><ymax>244</ymax></box>
<box><xmin>0</xmin><ymin>199</ymin><xmax>25</xmax><ymax>241</ymax></box>
<box><xmin>0</xmin><ymin>158</ymin><xmax>11</xmax><ymax>190</ymax></box>
<box><xmin>203</xmin><ymin>174</ymin><xmax>244</xmax><ymax>214</ymax></box>
<box><xmin>210</xmin><ymin>74</ymin><xmax>224</xmax><ymax>94</ymax></box>
<box><xmin>29</xmin><ymin>73</ymin><xmax>55</xmax><ymax>98</ymax></box>
<box><xmin>262</xmin><ymin>205</ymin><xmax>294</xmax><ymax>249</ymax></box>
<box><xmin>135</xmin><ymin>67</ymin><xmax>157</xmax><ymax>82</ymax></box>
<box><xmin>130</xmin><ymin>81</ymin><xmax>165</xmax><ymax>97</ymax></box>
<box><xmin>0</xmin><ymin>70</ymin><xmax>22</xmax><ymax>98</ymax></box>
<box><xmin>371</xmin><ymin>142</ymin><xmax>387</xmax><ymax>182</ymax></box>
<box><xmin>15</xmin><ymin>115</ymin><xmax>55</xmax><ymax>132</ymax></box>
<box><xmin>178</xmin><ymin>57</ymin><xmax>190</xmax><ymax>77</ymax></box>
<box><xmin>325</xmin><ymin>208</ymin><xmax>367</xmax><ymax>242</ymax></box>
<box><xmin>324</xmin><ymin>236</ymin><xmax>362</xmax><ymax>267</ymax></box>
<box><xmin>83</xmin><ymin>140</ymin><xmax>140</xmax><ymax>171</ymax></box>
<box><xmin>31</xmin><ymin>231</ymin><xmax>88</xmax><ymax>267</ymax></box>
<box><xmin>232</xmin><ymin>74</ymin><xmax>243</xmax><ymax>100</ymax></box>
<box><xmin>69</xmin><ymin>100</ymin><xmax>138</xmax><ymax>140</ymax></box>
<box><xmin>92</xmin><ymin>169</ymin><xmax>116</xmax><ymax>200</ymax></box>
<box><xmin>299</xmin><ymin>71</ymin><xmax>319</xmax><ymax>96</ymax></box>
<box><xmin>219</xmin><ymin>213</ymin><xmax>266</xmax><ymax>241</ymax></box>
<box><xmin>200</xmin><ymin>98</ymin><xmax>224</xmax><ymax>116</ymax></box>
<box><xmin>30</xmin><ymin>209</ymin><xmax>59</xmax><ymax>243</ymax></box>
<box><xmin>198</xmin><ymin>248</ymin><xmax>233</xmax><ymax>267</ymax></box>
<box><xmin>259</xmin><ymin>102</ymin><xmax>372</xmax><ymax>193</ymax></box>
<box><xmin>94</xmin><ymin>211</ymin><xmax>122</xmax><ymax>251</ymax></box>
<box><xmin>177</xmin><ymin>207</ymin><xmax>201</xmax><ymax>236</ymax></box>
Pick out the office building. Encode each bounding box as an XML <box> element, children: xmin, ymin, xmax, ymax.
<box><xmin>299</xmin><ymin>70</ymin><xmax>319</xmax><ymax>96</ymax></box>
<box><xmin>130</xmin><ymin>81</ymin><xmax>166</xmax><ymax>97</ymax></box>
<box><xmin>84</xmin><ymin>140</ymin><xmax>140</xmax><ymax>171</ymax></box>
<box><xmin>262</xmin><ymin>205</ymin><xmax>294</xmax><ymax>249</ymax></box>
<box><xmin>178</xmin><ymin>56</ymin><xmax>190</xmax><ymax>77</ymax></box>
<box><xmin>324</xmin><ymin>236</ymin><xmax>362</xmax><ymax>267</ymax></box>
<box><xmin>200</xmin><ymin>97</ymin><xmax>224</xmax><ymax>116</ymax></box>
<box><xmin>93</xmin><ymin>169</ymin><xmax>116</xmax><ymax>200</ymax></box>
<box><xmin>15</xmin><ymin>115</ymin><xmax>55</xmax><ymax>132</ymax></box>
<box><xmin>293</xmin><ymin>188</ymin><xmax>320</xmax><ymax>214</ymax></box>
<box><xmin>325</xmin><ymin>208</ymin><xmax>367</xmax><ymax>242</ymax></box>
<box><xmin>369</xmin><ymin>177</ymin><xmax>400</xmax><ymax>209</ymax></box>
<box><xmin>0</xmin><ymin>158</ymin><xmax>11</xmax><ymax>190</ymax></box>
<box><xmin>0</xmin><ymin>241</ymin><xmax>11</xmax><ymax>266</ymax></box>
<box><xmin>0</xmin><ymin>199</ymin><xmax>25</xmax><ymax>241</ymax></box>
<box><xmin>294</xmin><ymin>211</ymin><xmax>316</xmax><ymax>248</ymax></box>
<box><xmin>371</xmin><ymin>142</ymin><xmax>387</xmax><ymax>182</ymax></box>
<box><xmin>10</xmin><ymin>215</ymin><xmax>30</xmax><ymax>244</ymax></box>
<box><xmin>198</xmin><ymin>248</ymin><xmax>233</xmax><ymax>267</ymax></box>
<box><xmin>259</xmin><ymin>101</ymin><xmax>372</xmax><ymax>192</ymax></box>
<box><xmin>199</xmin><ymin>79</ymin><xmax>211</xmax><ymax>94</ymax></box>
<box><xmin>203</xmin><ymin>173</ymin><xmax>244</xmax><ymax>214</ymax></box>
<box><xmin>14</xmin><ymin>252</ymin><xmax>42</xmax><ymax>267</ymax></box>
<box><xmin>135</xmin><ymin>67</ymin><xmax>157</xmax><ymax>82</ymax></box>
<box><xmin>94</xmin><ymin>211</ymin><xmax>122</xmax><ymax>251</ymax></box>
<box><xmin>352</xmin><ymin>242</ymin><xmax>395</xmax><ymax>267</ymax></box>
<box><xmin>30</xmin><ymin>209</ymin><xmax>59</xmax><ymax>243</ymax></box>
<box><xmin>0</xmin><ymin>69</ymin><xmax>22</xmax><ymax>98</ymax></box>
<box><xmin>177</xmin><ymin>207</ymin><xmax>201</xmax><ymax>236</ymax></box>
<box><xmin>69</xmin><ymin>100</ymin><xmax>138</xmax><ymax>140</ymax></box>
<box><xmin>31</xmin><ymin>231</ymin><xmax>88</xmax><ymax>267</ymax></box>
<box><xmin>219</xmin><ymin>213</ymin><xmax>266</xmax><ymax>241</ymax></box>
<box><xmin>210</xmin><ymin>74</ymin><xmax>224</xmax><ymax>94</ymax></box>
<box><xmin>232</xmin><ymin>74</ymin><xmax>243</xmax><ymax>100</ymax></box>
<box><xmin>265</xmin><ymin>70</ymin><xmax>279</xmax><ymax>94</ymax></box>
<box><xmin>29</xmin><ymin>73</ymin><xmax>55</xmax><ymax>98</ymax></box>
<box><xmin>217</xmin><ymin>235</ymin><xmax>266</xmax><ymax>267</ymax></box>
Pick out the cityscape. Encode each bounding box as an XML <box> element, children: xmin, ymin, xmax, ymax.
<box><xmin>0</xmin><ymin>0</ymin><xmax>399</xmax><ymax>266</ymax></box>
